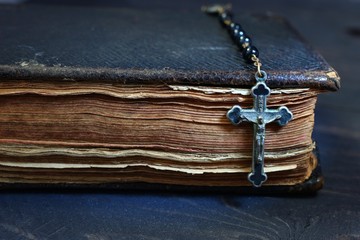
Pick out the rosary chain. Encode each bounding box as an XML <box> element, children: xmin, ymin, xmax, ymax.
<box><xmin>203</xmin><ymin>5</ymin><xmax>264</xmax><ymax>77</ymax></box>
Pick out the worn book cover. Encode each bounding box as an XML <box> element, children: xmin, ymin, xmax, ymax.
<box><xmin>0</xmin><ymin>4</ymin><xmax>339</xmax><ymax>193</ymax></box>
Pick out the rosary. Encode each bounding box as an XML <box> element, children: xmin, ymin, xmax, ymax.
<box><xmin>203</xmin><ymin>5</ymin><xmax>293</xmax><ymax>187</ymax></box>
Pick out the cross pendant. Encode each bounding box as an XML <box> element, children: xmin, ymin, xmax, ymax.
<box><xmin>226</xmin><ymin>72</ymin><xmax>293</xmax><ymax>187</ymax></box>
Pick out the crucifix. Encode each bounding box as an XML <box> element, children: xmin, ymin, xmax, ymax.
<box><xmin>202</xmin><ymin>5</ymin><xmax>294</xmax><ymax>187</ymax></box>
<box><xmin>227</xmin><ymin>71</ymin><xmax>293</xmax><ymax>187</ymax></box>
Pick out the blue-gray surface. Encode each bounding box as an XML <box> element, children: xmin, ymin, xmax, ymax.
<box><xmin>0</xmin><ymin>0</ymin><xmax>359</xmax><ymax>239</ymax></box>
<box><xmin>1</xmin><ymin>191</ymin><xmax>358</xmax><ymax>239</ymax></box>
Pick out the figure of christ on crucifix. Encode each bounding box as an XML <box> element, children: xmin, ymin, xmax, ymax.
<box><xmin>227</xmin><ymin>76</ymin><xmax>293</xmax><ymax>187</ymax></box>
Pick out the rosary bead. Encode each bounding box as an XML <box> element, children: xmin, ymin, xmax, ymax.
<box><xmin>218</xmin><ymin>11</ymin><xmax>232</xmax><ymax>27</ymax></box>
<box><xmin>228</xmin><ymin>22</ymin><xmax>241</xmax><ymax>33</ymax></box>
<box><xmin>236</xmin><ymin>34</ymin><xmax>245</xmax><ymax>47</ymax></box>
<box><xmin>232</xmin><ymin>29</ymin><xmax>245</xmax><ymax>42</ymax></box>
<box><xmin>238</xmin><ymin>35</ymin><xmax>252</xmax><ymax>49</ymax></box>
<box><xmin>242</xmin><ymin>46</ymin><xmax>259</xmax><ymax>62</ymax></box>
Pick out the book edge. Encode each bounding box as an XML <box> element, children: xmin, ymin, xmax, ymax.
<box><xmin>0</xmin><ymin>65</ymin><xmax>340</xmax><ymax>91</ymax></box>
<box><xmin>0</xmin><ymin>147</ymin><xmax>323</xmax><ymax>195</ymax></box>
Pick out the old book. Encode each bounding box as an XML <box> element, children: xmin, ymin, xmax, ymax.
<box><xmin>0</xmin><ymin>4</ymin><xmax>339</xmax><ymax>192</ymax></box>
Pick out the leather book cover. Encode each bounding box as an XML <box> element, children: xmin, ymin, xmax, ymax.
<box><xmin>0</xmin><ymin>3</ymin><xmax>339</xmax><ymax>193</ymax></box>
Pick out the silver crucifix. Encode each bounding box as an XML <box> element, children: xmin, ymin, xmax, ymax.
<box><xmin>226</xmin><ymin>71</ymin><xmax>293</xmax><ymax>187</ymax></box>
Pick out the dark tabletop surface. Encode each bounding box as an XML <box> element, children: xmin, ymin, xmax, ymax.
<box><xmin>0</xmin><ymin>0</ymin><xmax>359</xmax><ymax>239</ymax></box>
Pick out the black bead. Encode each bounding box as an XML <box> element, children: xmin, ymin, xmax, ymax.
<box><xmin>232</xmin><ymin>29</ymin><xmax>245</xmax><ymax>42</ymax></box>
<box><xmin>238</xmin><ymin>35</ymin><xmax>252</xmax><ymax>49</ymax></box>
<box><xmin>236</xmin><ymin>34</ymin><xmax>245</xmax><ymax>48</ymax></box>
<box><xmin>227</xmin><ymin>22</ymin><xmax>241</xmax><ymax>33</ymax></box>
<box><xmin>218</xmin><ymin>11</ymin><xmax>232</xmax><ymax>27</ymax></box>
<box><xmin>242</xmin><ymin>46</ymin><xmax>259</xmax><ymax>62</ymax></box>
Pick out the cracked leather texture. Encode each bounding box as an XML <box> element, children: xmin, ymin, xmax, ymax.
<box><xmin>0</xmin><ymin>4</ymin><xmax>339</xmax><ymax>90</ymax></box>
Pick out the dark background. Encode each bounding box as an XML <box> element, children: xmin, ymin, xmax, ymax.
<box><xmin>0</xmin><ymin>0</ymin><xmax>359</xmax><ymax>239</ymax></box>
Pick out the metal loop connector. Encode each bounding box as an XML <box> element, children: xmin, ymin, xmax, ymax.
<box><xmin>255</xmin><ymin>70</ymin><xmax>267</xmax><ymax>82</ymax></box>
<box><xmin>251</xmin><ymin>55</ymin><xmax>263</xmax><ymax>78</ymax></box>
